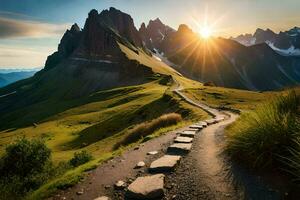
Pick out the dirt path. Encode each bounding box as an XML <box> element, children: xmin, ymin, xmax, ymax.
<box><xmin>51</xmin><ymin>82</ymin><xmax>288</xmax><ymax>200</ymax></box>
<box><xmin>51</xmin><ymin>127</ymin><xmax>185</xmax><ymax>200</ymax></box>
<box><xmin>164</xmin><ymin>112</ymin><xmax>289</xmax><ymax>200</ymax></box>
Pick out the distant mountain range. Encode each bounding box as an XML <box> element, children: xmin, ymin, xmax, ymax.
<box><xmin>1</xmin><ymin>7</ymin><xmax>300</xmax><ymax>114</ymax></box>
<box><xmin>0</xmin><ymin>70</ymin><xmax>37</xmax><ymax>88</ymax></box>
<box><xmin>231</xmin><ymin>27</ymin><xmax>300</xmax><ymax>56</ymax></box>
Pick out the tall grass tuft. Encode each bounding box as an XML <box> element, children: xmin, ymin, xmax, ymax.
<box><xmin>226</xmin><ymin>91</ymin><xmax>300</xmax><ymax>172</ymax></box>
<box><xmin>115</xmin><ymin>113</ymin><xmax>182</xmax><ymax>148</ymax></box>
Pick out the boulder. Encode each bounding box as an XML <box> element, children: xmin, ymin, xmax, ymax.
<box><xmin>126</xmin><ymin>174</ymin><xmax>165</xmax><ymax>199</ymax></box>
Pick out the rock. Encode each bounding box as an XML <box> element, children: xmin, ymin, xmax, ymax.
<box><xmin>126</xmin><ymin>174</ymin><xmax>165</xmax><ymax>199</ymax></box>
<box><xmin>149</xmin><ymin>155</ymin><xmax>181</xmax><ymax>173</ymax></box>
<box><xmin>104</xmin><ymin>185</ymin><xmax>111</xmax><ymax>189</ymax></box>
<box><xmin>135</xmin><ymin>161</ymin><xmax>146</xmax><ymax>168</ymax></box>
<box><xmin>76</xmin><ymin>190</ymin><xmax>84</xmax><ymax>195</ymax></box>
<box><xmin>179</xmin><ymin>131</ymin><xmax>196</xmax><ymax>138</ymax></box>
<box><xmin>94</xmin><ymin>196</ymin><xmax>110</xmax><ymax>200</ymax></box>
<box><xmin>147</xmin><ymin>151</ymin><xmax>158</xmax><ymax>155</ymax></box>
<box><xmin>115</xmin><ymin>180</ymin><xmax>126</xmax><ymax>190</ymax></box>
<box><xmin>174</xmin><ymin>136</ymin><xmax>193</xmax><ymax>143</ymax></box>
<box><xmin>167</xmin><ymin>143</ymin><xmax>192</xmax><ymax>154</ymax></box>
<box><xmin>134</xmin><ymin>146</ymin><xmax>139</xmax><ymax>150</ymax></box>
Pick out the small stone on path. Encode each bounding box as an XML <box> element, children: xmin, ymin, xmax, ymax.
<box><xmin>135</xmin><ymin>161</ymin><xmax>145</xmax><ymax>168</ymax></box>
<box><xmin>147</xmin><ymin>151</ymin><xmax>158</xmax><ymax>155</ymax></box>
<box><xmin>126</xmin><ymin>174</ymin><xmax>165</xmax><ymax>199</ymax></box>
<box><xmin>94</xmin><ymin>196</ymin><xmax>110</xmax><ymax>200</ymax></box>
<box><xmin>76</xmin><ymin>190</ymin><xmax>84</xmax><ymax>195</ymax></box>
<box><xmin>115</xmin><ymin>180</ymin><xmax>126</xmax><ymax>190</ymax></box>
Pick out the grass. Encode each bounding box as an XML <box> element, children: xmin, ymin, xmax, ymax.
<box><xmin>115</xmin><ymin>113</ymin><xmax>182</xmax><ymax>148</ymax></box>
<box><xmin>182</xmin><ymin>86</ymin><xmax>274</xmax><ymax>111</ymax></box>
<box><xmin>225</xmin><ymin>91</ymin><xmax>300</xmax><ymax>178</ymax></box>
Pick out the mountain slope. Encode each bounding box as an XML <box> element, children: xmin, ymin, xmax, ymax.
<box><xmin>0</xmin><ymin>71</ymin><xmax>36</xmax><ymax>88</ymax></box>
<box><xmin>149</xmin><ymin>24</ymin><xmax>300</xmax><ymax>91</ymax></box>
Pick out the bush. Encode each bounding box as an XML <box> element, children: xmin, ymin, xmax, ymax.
<box><xmin>226</xmin><ymin>91</ymin><xmax>300</xmax><ymax>171</ymax></box>
<box><xmin>116</xmin><ymin>113</ymin><xmax>182</xmax><ymax>148</ymax></box>
<box><xmin>69</xmin><ymin>150</ymin><xmax>93</xmax><ymax>167</ymax></box>
<box><xmin>1</xmin><ymin>137</ymin><xmax>51</xmax><ymax>177</ymax></box>
<box><xmin>0</xmin><ymin>138</ymin><xmax>53</xmax><ymax>198</ymax></box>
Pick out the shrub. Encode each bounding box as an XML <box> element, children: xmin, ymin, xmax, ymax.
<box><xmin>226</xmin><ymin>91</ymin><xmax>300</xmax><ymax>170</ymax></box>
<box><xmin>69</xmin><ymin>150</ymin><xmax>93</xmax><ymax>167</ymax></box>
<box><xmin>0</xmin><ymin>138</ymin><xmax>53</xmax><ymax>198</ymax></box>
<box><xmin>116</xmin><ymin>113</ymin><xmax>182</xmax><ymax>148</ymax></box>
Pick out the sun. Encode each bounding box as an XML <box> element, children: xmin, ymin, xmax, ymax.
<box><xmin>199</xmin><ymin>26</ymin><xmax>212</xmax><ymax>39</ymax></box>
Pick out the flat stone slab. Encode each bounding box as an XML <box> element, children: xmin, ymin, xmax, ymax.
<box><xmin>149</xmin><ymin>155</ymin><xmax>181</xmax><ymax>173</ymax></box>
<box><xmin>197</xmin><ymin>121</ymin><xmax>208</xmax><ymax>127</ymax></box>
<box><xmin>180</xmin><ymin>131</ymin><xmax>196</xmax><ymax>138</ymax></box>
<box><xmin>174</xmin><ymin>136</ymin><xmax>193</xmax><ymax>143</ymax></box>
<box><xmin>189</xmin><ymin>125</ymin><xmax>203</xmax><ymax>130</ymax></box>
<box><xmin>126</xmin><ymin>174</ymin><xmax>165</xmax><ymax>199</ymax></box>
<box><xmin>167</xmin><ymin>143</ymin><xmax>192</xmax><ymax>154</ymax></box>
<box><xmin>206</xmin><ymin>119</ymin><xmax>216</xmax><ymax>125</ymax></box>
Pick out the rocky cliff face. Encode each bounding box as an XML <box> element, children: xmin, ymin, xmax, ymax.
<box><xmin>139</xmin><ymin>18</ymin><xmax>174</xmax><ymax>50</ymax></box>
<box><xmin>45</xmin><ymin>7</ymin><xmax>144</xmax><ymax>69</ymax></box>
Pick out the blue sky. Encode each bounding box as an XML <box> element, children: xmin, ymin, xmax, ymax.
<box><xmin>1</xmin><ymin>0</ymin><xmax>300</xmax><ymax>68</ymax></box>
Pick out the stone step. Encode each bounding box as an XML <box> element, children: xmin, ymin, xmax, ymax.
<box><xmin>205</xmin><ymin>119</ymin><xmax>217</xmax><ymax>125</ymax></box>
<box><xmin>167</xmin><ymin>143</ymin><xmax>192</xmax><ymax>155</ymax></box>
<box><xmin>149</xmin><ymin>155</ymin><xmax>181</xmax><ymax>173</ymax></box>
<box><xmin>197</xmin><ymin>121</ymin><xmax>208</xmax><ymax>127</ymax></box>
<box><xmin>174</xmin><ymin>136</ymin><xmax>193</xmax><ymax>143</ymax></box>
<box><xmin>179</xmin><ymin>131</ymin><xmax>196</xmax><ymax>138</ymax></box>
<box><xmin>126</xmin><ymin>174</ymin><xmax>165</xmax><ymax>199</ymax></box>
<box><xmin>189</xmin><ymin>125</ymin><xmax>203</xmax><ymax>130</ymax></box>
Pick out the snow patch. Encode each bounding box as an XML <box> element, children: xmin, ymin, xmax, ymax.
<box><xmin>266</xmin><ymin>41</ymin><xmax>300</xmax><ymax>56</ymax></box>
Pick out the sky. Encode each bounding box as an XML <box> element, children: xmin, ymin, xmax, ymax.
<box><xmin>0</xmin><ymin>0</ymin><xmax>300</xmax><ymax>69</ymax></box>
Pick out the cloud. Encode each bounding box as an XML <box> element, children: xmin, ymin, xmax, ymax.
<box><xmin>0</xmin><ymin>16</ymin><xmax>70</xmax><ymax>39</ymax></box>
<box><xmin>0</xmin><ymin>44</ymin><xmax>55</xmax><ymax>67</ymax></box>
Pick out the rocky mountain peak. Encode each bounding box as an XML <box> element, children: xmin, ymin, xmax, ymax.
<box><xmin>177</xmin><ymin>24</ymin><xmax>193</xmax><ymax>34</ymax></box>
<box><xmin>70</xmin><ymin>23</ymin><xmax>81</xmax><ymax>32</ymax></box>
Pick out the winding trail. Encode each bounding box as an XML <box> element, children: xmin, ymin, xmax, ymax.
<box><xmin>51</xmin><ymin>82</ymin><xmax>285</xmax><ymax>200</ymax></box>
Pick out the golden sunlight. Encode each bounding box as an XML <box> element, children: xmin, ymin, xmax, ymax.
<box><xmin>199</xmin><ymin>26</ymin><xmax>212</xmax><ymax>39</ymax></box>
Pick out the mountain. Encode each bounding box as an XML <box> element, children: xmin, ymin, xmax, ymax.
<box><xmin>148</xmin><ymin>24</ymin><xmax>300</xmax><ymax>90</ymax></box>
<box><xmin>0</xmin><ymin>71</ymin><xmax>37</xmax><ymax>88</ymax></box>
<box><xmin>139</xmin><ymin>18</ymin><xmax>175</xmax><ymax>51</ymax></box>
<box><xmin>231</xmin><ymin>27</ymin><xmax>300</xmax><ymax>56</ymax></box>
<box><xmin>0</xmin><ymin>7</ymin><xmax>180</xmax><ymax>129</ymax></box>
